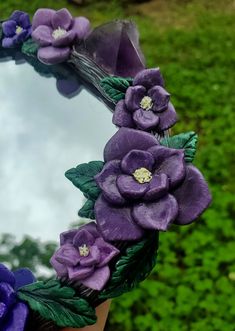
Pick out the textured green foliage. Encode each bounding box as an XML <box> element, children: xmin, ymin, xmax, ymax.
<box><xmin>18</xmin><ymin>280</ymin><xmax>97</xmax><ymax>328</ymax></box>
<box><xmin>99</xmin><ymin>232</ymin><xmax>159</xmax><ymax>299</ymax></box>
<box><xmin>21</xmin><ymin>38</ymin><xmax>39</xmax><ymax>56</ymax></box>
<box><xmin>78</xmin><ymin>199</ymin><xmax>95</xmax><ymax>219</ymax></box>
<box><xmin>65</xmin><ymin>161</ymin><xmax>104</xmax><ymax>200</ymax></box>
<box><xmin>100</xmin><ymin>76</ymin><xmax>133</xmax><ymax>103</ymax></box>
<box><xmin>161</xmin><ymin>131</ymin><xmax>198</xmax><ymax>163</ymax></box>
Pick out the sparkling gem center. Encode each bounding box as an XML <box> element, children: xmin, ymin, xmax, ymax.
<box><xmin>140</xmin><ymin>96</ymin><xmax>153</xmax><ymax>111</ymax></box>
<box><xmin>16</xmin><ymin>26</ymin><xmax>23</xmax><ymax>35</ymax></box>
<box><xmin>79</xmin><ymin>244</ymin><xmax>90</xmax><ymax>257</ymax></box>
<box><xmin>52</xmin><ymin>27</ymin><xmax>67</xmax><ymax>39</ymax></box>
<box><xmin>133</xmin><ymin>167</ymin><xmax>152</xmax><ymax>184</ymax></box>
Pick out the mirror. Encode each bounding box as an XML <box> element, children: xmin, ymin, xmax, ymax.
<box><xmin>0</xmin><ymin>50</ymin><xmax>117</xmax><ymax>242</ymax></box>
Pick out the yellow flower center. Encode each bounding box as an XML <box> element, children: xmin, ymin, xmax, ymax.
<box><xmin>16</xmin><ymin>26</ymin><xmax>23</xmax><ymax>35</ymax></box>
<box><xmin>133</xmin><ymin>167</ymin><xmax>152</xmax><ymax>184</ymax></box>
<box><xmin>52</xmin><ymin>27</ymin><xmax>67</xmax><ymax>39</ymax></box>
<box><xmin>140</xmin><ymin>96</ymin><xmax>153</xmax><ymax>111</ymax></box>
<box><xmin>79</xmin><ymin>244</ymin><xmax>90</xmax><ymax>257</ymax></box>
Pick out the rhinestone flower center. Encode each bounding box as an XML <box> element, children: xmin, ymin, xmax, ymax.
<box><xmin>16</xmin><ymin>26</ymin><xmax>23</xmax><ymax>35</ymax></box>
<box><xmin>79</xmin><ymin>244</ymin><xmax>90</xmax><ymax>257</ymax></box>
<box><xmin>140</xmin><ymin>96</ymin><xmax>153</xmax><ymax>111</ymax></box>
<box><xmin>52</xmin><ymin>27</ymin><xmax>67</xmax><ymax>39</ymax></box>
<box><xmin>133</xmin><ymin>167</ymin><xmax>152</xmax><ymax>184</ymax></box>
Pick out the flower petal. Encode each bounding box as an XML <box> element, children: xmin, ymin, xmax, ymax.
<box><xmin>32</xmin><ymin>8</ymin><xmax>55</xmax><ymax>30</ymax></box>
<box><xmin>19</xmin><ymin>13</ymin><xmax>31</xmax><ymax>29</ymax></box>
<box><xmin>2</xmin><ymin>37</ymin><xmax>15</xmax><ymax>48</ymax></box>
<box><xmin>0</xmin><ymin>302</ymin><xmax>7</xmax><ymax>319</ymax></box>
<box><xmin>52</xmin><ymin>30</ymin><xmax>75</xmax><ymax>47</ymax></box>
<box><xmin>10</xmin><ymin>11</ymin><xmax>25</xmax><ymax>24</ymax></box>
<box><xmin>80</xmin><ymin>246</ymin><xmax>100</xmax><ymax>267</ymax></box>
<box><xmin>133</xmin><ymin>194</ymin><xmax>178</xmax><ymax>230</ymax></box>
<box><xmin>54</xmin><ymin>244</ymin><xmax>81</xmax><ymax>267</ymax></box>
<box><xmin>81</xmin><ymin>266</ymin><xmax>110</xmax><ymax>291</ymax></box>
<box><xmin>157</xmin><ymin>102</ymin><xmax>178</xmax><ymax>131</ymax></box>
<box><xmin>73</xmin><ymin>229</ymin><xmax>96</xmax><ymax>247</ymax></box>
<box><xmin>13</xmin><ymin>269</ymin><xmax>35</xmax><ymax>290</ymax></box>
<box><xmin>50</xmin><ymin>255</ymin><xmax>68</xmax><ymax>277</ymax></box>
<box><xmin>117</xmin><ymin>174</ymin><xmax>149</xmax><ymax>199</ymax></box>
<box><xmin>0</xmin><ymin>264</ymin><xmax>15</xmax><ymax>287</ymax></box>
<box><xmin>133</xmin><ymin>108</ymin><xmax>159</xmax><ymax>130</ymax></box>
<box><xmin>68</xmin><ymin>265</ymin><xmax>94</xmax><ymax>281</ymax></box>
<box><xmin>144</xmin><ymin>173</ymin><xmax>169</xmax><ymax>201</ymax></box>
<box><xmin>121</xmin><ymin>150</ymin><xmax>155</xmax><ymax>174</ymax></box>
<box><xmin>113</xmin><ymin>100</ymin><xmax>135</xmax><ymax>128</ymax></box>
<box><xmin>71</xmin><ymin>17</ymin><xmax>91</xmax><ymax>40</ymax></box>
<box><xmin>173</xmin><ymin>165</ymin><xmax>212</xmax><ymax>225</ymax></box>
<box><xmin>52</xmin><ymin>8</ymin><xmax>73</xmax><ymax>30</ymax></box>
<box><xmin>0</xmin><ymin>282</ymin><xmax>16</xmax><ymax>307</ymax></box>
<box><xmin>125</xmin><ymin>85</ymin><xmax>146</xmax><ymax>111</ymax></box>
<box><xmin>2</xmin><ymin>20</ymin><xmax>17</xmax><ymax>37</ymax></box>
<box><xmin>60</xmin><ymin>229</ymin><xmax>79</xmax><ymax>245</ymax></box>
<box><xmin>104</xmin><ymin>127</ymin><xmax>159</xmax><ymax>162</ymax></box>
<box><xmin>32</xmin><ymin>25</ymin><xmax>53</xmax><ymax>46</ymax></box>
<box><xmin>95</xmin><ymin>160</ymin><xmax>125</xmax><ymax>206</ymax></box>
<box><xmin>37</xmin><ymin>46</ymin><xmax>70</xmax><ymax>64</ymax></box>
<box><xmin>133</xmin><ymin>68</ymin><xmax>165</xmax><ymax>89</ymax></box>
<box><xmin>148</xmin><ymin>86</ymin><xmax>170</xmax><ymax>112</ymax></box>
<box><xmin>95</xmin><ymin>195</ymin><xmax>145</xmax><ymax>241</ymax></box>
<box><xmin>148</xmin><ymin>145</ymin><xmax>186</xmax><ymax>189</ymax></box>
<box><xmin>95</xmin><ymin>238</ymin><xmax>119</xmax><ymax>268</ymax></box>
<box><xmin>3</xmin><ymin>302</ymin><xmax>28</xmax><ymax>331</ymax></box>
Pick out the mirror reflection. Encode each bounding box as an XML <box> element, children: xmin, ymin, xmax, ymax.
<box><xmin>0</xmin><ymin>54</ymin><xmax>117</xmax><ymax>241</ymax></box>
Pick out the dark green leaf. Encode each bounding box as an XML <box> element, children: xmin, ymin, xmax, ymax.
<box><xmin>21</xmin><ymin>38</ymin><xmax>39</xmax><ymax>56</ymax></box>
<box><xmin>78</xmin><ymin>199</ymin><xmax>95</xmax><ymax>219</ymax></box>
<box><xmin>161</xmin><ymin>131</ymin><xmax>198</xmax><ymax>163</ymax></box>
<box><xmin>100</xmin><ymin>76</ymin><xmax>133</xmax><ymax>103</ymax></box>
<box><xmin>65</xmin><ymin>161</ymin><xmax>104</xmax><ymax>200</ymax></box>
<box><xmin>18</xmin><ymin>279</ymin><xmax>97</xmax><ymax>328</ymax></box>
<box><xmin>99</xmin><ymin>232</ymin><xmax>159</xmax><ymax>299</ymax></box>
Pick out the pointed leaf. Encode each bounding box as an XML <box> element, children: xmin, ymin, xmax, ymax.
<box><xmin>21</xmin><ymin>38</ymin><xmax>39</xmax><ymax>56</ymax></box>
<box><xmin>100</xmin><ymin>76</ymin><xmax>133</xmax><ymax>103</ymax></box>
<box><xmin>78</xmin><ymin>199</ymin><xmax>95</xmax><ymax>219</ymax></box>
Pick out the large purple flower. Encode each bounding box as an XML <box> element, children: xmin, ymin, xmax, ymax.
<box><xmin>113</xmin><ymin>68</ymin><xmax>177</xmax><ymax>133</ymax></box>
<box><xmin>32</xmin><ymin>8</ymin><xmax>90</xmax><ymax>64</ymax></box>
<box><xmin>50</xmin><ymin>223</ymin><xmax>119</xmax><ymax>291</ymax></box>
<box><xmin>94</xmin><ymin>128</ymin><xmax>212</xmax><ymax>241</ymax></box>
<box><xmin>0</xmin><ymin>263</ymin><xmax>36</xmax><ymax>331</ymax></box>
<box><xmin>1</xmin><ymin>11</ymin><xmax>32</xmax><ymax>48</ymax></box>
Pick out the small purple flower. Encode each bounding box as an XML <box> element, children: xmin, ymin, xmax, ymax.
<box><xmin>50</xmin><ymin>223</ymin><xmax>119</xmax><ymax>291</ymax></box>
<box><xmin>31</xmin><ymin>8</ymin><xmax>90</xmax><ymax>64</ymax></box>
<box><xmin>94</xmin><ymin>128</ymin><xmax>212</xmax><ymax>241</ymax></box>
<box><xmin>113</xmin><ymin>68</ymin><xmax>178</xmax><ymax>133</ymax></box>
<box><xmin>2</xmin><ymin>11</ymin><xmax>32</xmax><ymax>48</ymax></box>
<box><xmin>0</xmin><ymin>263</ymin><xmax>36</xmax><ymax>331</ymax></box>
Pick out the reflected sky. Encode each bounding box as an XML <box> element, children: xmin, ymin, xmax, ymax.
<box><xmin>0</xmin><ymin>59</ymin><xmax>117</xmax><ymax>241</ymax></box>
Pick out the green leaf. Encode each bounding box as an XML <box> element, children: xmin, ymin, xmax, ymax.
<box><xmin>18</xmin><ymin>279</ymin><xmax>97</xmax><ymax>328</ymax></box>
<box><xmin>21</xmin><ymin>38</ymin><xmax>39</xmax><ymax>56</ymax></box>
<box><xmin>161</xmin><ymin>131</ymin><xmax>198</xmax><ymax>163</ymax></box>
<box><xmin>99</xmin><ymin>232</ymin><xmax>159</xmax><ymax>299</ymax></box>
<box><xmin>65</xmin><ymin>161</ymin><xmax>104</xmax><ymax>200</ymax></box>
<box><xmin>100</xmin><ymin>76</ymin><xmax>133</xmax><ymax>103</ymax></box>
<box><xmin>78</xmin><ymin>199</ymin><xmax>95</xmax><ymax>219</ymax></box>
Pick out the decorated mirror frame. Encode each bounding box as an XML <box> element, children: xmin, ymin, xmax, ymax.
<box><xmin>0</xmin><ymin>8</ymin><xmax>212</xmax><ymax>331</ymax></box>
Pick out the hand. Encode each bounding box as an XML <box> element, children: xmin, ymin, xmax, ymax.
<box><xmin>62</xmin><ymin>300</ymin><xmax>111</xmax><ymax>331</ymax></box>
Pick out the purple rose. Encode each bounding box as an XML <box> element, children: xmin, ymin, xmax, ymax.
<box><xmin>0</xmin><ymin>263</ymin><xmax>36</xmax><ymax>331</ymax></box>
<box><xmin>113</xmin><ymin>68</ymin><xmax>178</xmax><ymax>132</ymax></box>
<box><xmin>32</xmin><ymin>8</ymin><xmax>91</xmax><ymax>64</ymax></box>
<box><xmin>50</xmin><ymin>223</ymin><xmax>119</xmax><ymax>291</ymax></box>
<box><xmin>94</xmin><ymin>128</ymin><xmax>212</xmax><ymax>241</ymax></box>
<box><xmin>1</xmin><ymin>11</ymin><xmax>32</xmax><ymax>48</ymax></box>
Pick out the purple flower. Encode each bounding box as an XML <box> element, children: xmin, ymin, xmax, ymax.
<box><xmin>113</xmin><ymin>68</ymin><xmax>177</xmax><ymax>133</ymax></box>
<box><xmin>0</xmin><ymin>264</ymin><xmax>36</xmax><ymax>331</ymax></box>
<box><xmin>2</xmin><ymin>11</ymin><xmax>32</xmax><ymax>48</ymax></box>
<box><xmin>94</xmin><ymin>128</ymin><xmax>212</xmax><ymax>241</ymax></box>
<box><xmin>32</xmin><ymin>8</ymin><xmax>91</xmax><ymax>64</ymax></box>
<box><xmin>50</xmin><ymin>223</ymin><xmax>119</xmax><ymax>291</ymax></box>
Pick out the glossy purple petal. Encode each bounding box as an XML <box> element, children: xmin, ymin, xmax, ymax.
<box><xmin>32</xmin><ymin>9</ymin><xmax>55</xmax><ymax>30</ymax></box>
<box><xmin>68</xmin><ymin>265</ymin><xmax>94</xmax><ymax>281</ymax></box>
<box><xmin>173</xmin><ymin>165</ymin><xmax>212</xmax><ymax>225</ymax></box>
<box><xmin>144</xmin><ymin>173</ymin><xmax>169</xmax><ymax>201</ymax></box>
<box><xmin>2</xmin><ymin>20</ymin><xmax>16</xmax><ymax>37</ymax></box>
<box><xmin>133</xmin><ymin>194</ymin><xmax>178</xmax><ymax>230</ymax></box>
<box><xmin>60</xmin><ymin>229</ymin><xmax>79</xmax><ymax>245</ymax></box>
<box><xmin>95</xmin><ymin>195</ymin><xmax>145</xmax><ymax>241</ymax></box>
<box><xmin>19</xmin><ymin>13</ymin><xmax>31</xmax><ymax>29</ymax></box>
<box><xmin>133</xmin><ymin>68</ymin><xmax>165</xmax><ymax>89</ymax></box>
<box><xmin>51</xmin><ymin>8</ymin><xmax>73</xmax><ymax>30</ymax></box>
<box><xmin>113</xmin><ymin>100</ymin><xmax>135</xmax><ymax>128</ymax></box>
<box><xmin>125</xmin><ymin>86</ymin><xmax>146</xmax><ymax>111</ymax></box>
<box><xmin>148</xmin><ymin>145</ymin><xmax>186</xmax><ymax>189</ymax></box>
<box><xmin>2</xmin><ymin>37</ymin><xmax>15</xmax><ymax>48</ymax></box>
<box><xmin>148</xmin><ymin>86</ymin><xmax>170</xmax><ymax>112</ymax></box>
<box><xmin>9</xmin><ymin>11</ymin><xmax>24</xmax><ymax>23</ymax></box>
<box><xmin>157</xmin><ymin>102</ymin><xmax>178</xmax><ymax>131</ymax></box>
<box><xmin>95</xmin><ymin>160</ymin><xmax>125</xmax><ymax>205</ymax></box>
<box><xmin>32</xmin><ymin>25</ymin><xmax>53</xmax><ymax>46</ymax></box>
<box><xmin>80</xmin><ymin>246</ymin><xmax>100</xmax><ymax>267</ymax></box>
<box><xmin>0</xmin><ymin>282</ymin><xmax>16</xmax><ymax>307</ymax></box>
<box><xmin>95</xmin><ymin>238</ymin><xmax>120</xmax><ymax>268</ymax></box>
<box><xmin>121</xmin><ymin>150</ymin><xmax>155</xmax><ymax>174</ymax></box>
<box><xmin>81</xmin><ymin>266</ymin><xmax>110</xmax><ymax>291</ymax></box>
<box><xmin>13</xmin><ymin>269</ymin><xmax>35</xmax><ymax>291</ymax></box>
<box><xmin>4</xmin><ymin>302</ymin><xmax>28</xmax><ymax>331</ymax></box>
<box><xmin>55</xmin><ymin>244</ymin><xmax>81</xmax><ymax>267</ymax></box>
<box><xmin>0</xmin><ymin>302</ymin><xmax>7</xmax><ymax>319</ymax></box>
<box><xmin>133</xmin><ymin>108</ymin><xmax>159</xmax><ymax>130</ymax></box>
<box><xmin>104</xmin><ymin>127</ymin><xmax>159</xmax><ymax>162</ymax></box>
<box><xmin>52</xmin><ymin>30</ymin><xmax>75</xmax><ymax>47</ymax></box>
<box><xmin>73</xmin><ymin>229</ymin><xmax>95</xmax><ymax>247</ymax></box>
<box><xmin>37</xmin><ymin>46</ymin><xmax>70</xmax><ymax>64</ymax></box>
<box><xmin>50</xmin><ymin>255</ymin><xmax>68</xmax><ymax>277</ymax></box>
<box><xmin>117</xmin><ymin>175</ymin><xmax>149</xmax><ymax>199</ymax></box>
<box><xmin>79</xmin><ymin>222</ymin><xmax>100</xmax><ymax>239</ymax></box>
<box><xmin>0</xmin><ymin>264</ymin><xmax>15</xmax><ymax>287</ymax></box>
<box><xmin>71</xmin><ymin>17</ymin><xmax>91</xmax><ymax>40</ymax></box>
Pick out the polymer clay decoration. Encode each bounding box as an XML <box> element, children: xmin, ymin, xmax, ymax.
<box><xmin>0</xmin><ymin>8</ymin><xmax>212</xmax><ymax>331</ymax></box>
